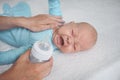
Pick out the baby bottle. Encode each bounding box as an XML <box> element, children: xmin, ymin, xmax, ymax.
<box><xmin>30</xmin><ymin>41</ymin><xmax>53</xmax><ymax>63</ymax></box>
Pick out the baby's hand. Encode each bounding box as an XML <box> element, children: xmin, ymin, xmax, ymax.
<box><xmin>22</xmin><ymin>14</ymin><xmax>64</xmax><ymax>32</ymax></box>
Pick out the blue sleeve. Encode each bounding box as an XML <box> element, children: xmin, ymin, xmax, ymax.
<box><xmin>0</xmin><ymin>2</ymin><xmax>32</xmax><ymax>65</ymax></box>
<box><xmin>48</xmin><ymin>0</ymin><xmax>62</xmax><ymax>16</ymax></box>
<box><xmin>0</xmin><ymin>28</ymin><xmax>30</xmax><ymax>47</ymax></box>
<box><xmin>0</xmin><ymin>2</ymin><xmax>31</xmax><ymax>47</ymax></box>
<box><xmin>1</xmin><ymin>2</ymin><xmax>31</xmax><ymax>17</ymax></box>
<box><xmin>0</xmin><ymin>45</ymin><xmax>31</xmax><ymax>65</ymax></box>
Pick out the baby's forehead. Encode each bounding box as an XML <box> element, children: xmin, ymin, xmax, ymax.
<box><xmin>74</xmin><ymin>23</ymin><xmax>95</xmax><ymax>42</ymax></box>
<box><xmin>65</xmin><ymin>22</ymin><xmax>92</xmax><ymax>32</ymax></box>
<box><xmin>72</xmin><ymin>23</ymin><xmax>86</xmax><ymax>31</ymax></box>
<box><xmin>76</xmin><ymin>23</ymin><xmax>93</xmax><ymax>32</ymax></box>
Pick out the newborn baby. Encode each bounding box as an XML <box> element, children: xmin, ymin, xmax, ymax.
<box><xmin>0</xmin><ymin>1</ymin><xmax>97</xmax><ymax>65</ymax></box>
<box><xmin>53</xmin><ymin>21</ymin><xmax>97</xmax><ymax>53</ymax></box>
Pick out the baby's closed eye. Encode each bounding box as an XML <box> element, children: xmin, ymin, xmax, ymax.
<box><xmin>71</xmin><ymin>29</ymin><xmax>74</xmax><ymax>36</ymax></box>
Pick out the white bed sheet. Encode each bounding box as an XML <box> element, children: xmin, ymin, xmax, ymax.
<box><xmin>0</xmin><ymin>0</ymin><xmax>120</xmax><ymax>80</ymax></box>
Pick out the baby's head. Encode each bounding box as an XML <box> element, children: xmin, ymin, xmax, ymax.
<box><xmin>53</xmin><ymin>22</ymin><xmax>97</xmax><ymax>53</ymax></box>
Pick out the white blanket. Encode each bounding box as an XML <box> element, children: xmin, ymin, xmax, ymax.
<box><xmin>0</xmin><ymin>0</ymin><xmax>120</xmax><ymax>80</ymax></box>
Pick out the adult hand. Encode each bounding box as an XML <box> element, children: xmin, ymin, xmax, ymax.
<box><xmin>21</xmin><ymin>14</ymin><xmax>64</xmax><ymax>31</ymax></box>
<box><xmin>0</xmin><ymin>14</ymin><xmax>64</xmax><ymax>31</ymax></box>
<box><xmin>0</xmin><ymin>50</ymin><xmax>53</xmax><ymax>80</ymax></box>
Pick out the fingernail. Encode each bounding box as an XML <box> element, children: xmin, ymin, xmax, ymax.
<box><xmin>61</xmin><ymin>21</ymin><xmax>65</xmax><ymax>24</ymax></box>
<box><xmin>60</xmin><ymin>20</ymin><xmax>65</xmax><ymax>22</ymax></box>
<box><xmin>58</xmin><ymin>24</ymin><xmax>63</xmax><ymax>27</ymax></box>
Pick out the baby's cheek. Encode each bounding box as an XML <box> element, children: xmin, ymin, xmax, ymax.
<box><xmin>60</xmin><ymin>46</ymin><xmax>73</xmax><ymax>53</ymax></box>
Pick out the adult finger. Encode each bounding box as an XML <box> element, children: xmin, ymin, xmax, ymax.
<box><xmin>36</xmin><ymin>24</ymin><xmax>52</xmax><ymax>31</ymax></box>
<box><xmin>36</xmin><ymin>57</ymin><xmax>53</xmax><ymax>68</ymax></box>
<box><xmin>16</xmin><ymin>49</ymin><xmax>31</xmax><ymax>63</ymax></box>
<box><xmin>50</xmin><ymin>16</ymin><xmax>65</xmax><ymax>23</ymax></box>
<box><xmin>44</xmin><ymin>19</ymin><xmax>64</xmax><ymax>27</ymax></box>
<box><xmin>42</xmin><ymin>57</ymin><xmax>53</xmax><ymax>68</ymax></box>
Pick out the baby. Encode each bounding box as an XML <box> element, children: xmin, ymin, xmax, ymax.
<box><xmin>0</xmin><ymin>1</ymin><xmax>97</xmax><ymax>65</ymax></box>
<box><xmin>53</xmin><ymin>21</ymin><xmax>97</xmax><ymax>53</ymax></box>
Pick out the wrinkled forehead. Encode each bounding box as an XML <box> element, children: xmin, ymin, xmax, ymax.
<box><xmin>68</xmin><ymin>22</ymin><xmax>80</xmax><ymax>30</ymax></box>
<box><xmin>62</xmin><ymin>22</ymin><xmax>89</xmax><ymax>34</ymax></box>
<box><xmin>73</xmin><ymin>23</ymin><xmax>85</xmax><ymax>32</ymax></box>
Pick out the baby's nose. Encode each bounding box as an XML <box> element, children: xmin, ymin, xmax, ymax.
<box><xmin>63</xmin><ymin>35</ymin><xmax>73</xmax><ymax>46</ymax></box>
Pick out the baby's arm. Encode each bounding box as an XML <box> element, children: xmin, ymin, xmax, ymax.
<box><xmin>0</xmin><ymin>25</ymin><xmax>31</xmax><ymax>65</ymax></box>
<box><xmin>0</xmin><ymin>45</ymin><xmax>31</xmax><ymax>65</ymax></box>
<box><xmin>0</xmin><ymin>22</ymin><xmax>32</xmax><ymax>65</ymax></box>
<box><xmin>0</xmin><ymin>27</ymin><xmax>30</xmax><ymax>47</ymax></box>
<box><xmin>48</xmin><ymin>0</ymin><xmax>62</xmax><ymax>16</ymax></box>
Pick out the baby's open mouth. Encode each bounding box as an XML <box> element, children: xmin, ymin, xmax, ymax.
<box><xmin>59</xmin><ymin>36</ymin><xmax>64</xmax><ymax>46</ymax></box>
<box><xmin>53</xmin><ymin>34</ymin><xmax>66</xmax><ymax>48</ymax></box>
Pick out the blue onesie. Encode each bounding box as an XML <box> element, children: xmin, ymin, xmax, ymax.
<box><xmin>0</xmin><ymin>0</ymin><xmax>62</xmax><ymax>65</ymax></box>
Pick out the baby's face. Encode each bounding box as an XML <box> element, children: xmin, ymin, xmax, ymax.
<box><xmin>52</xmin><ymin>22</ymin><xmax>97</xmax><ymax>53</ymax></box>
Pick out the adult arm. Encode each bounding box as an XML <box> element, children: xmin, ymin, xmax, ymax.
<box><xmin>0</xmin><ymin>14</ymin><xmax>64</xmax><ymax>31</ymax></box>
<box><xmin>0</xmin><ymin>50</ymin><xmax>53</xmax><ymax>80</ymax></box>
